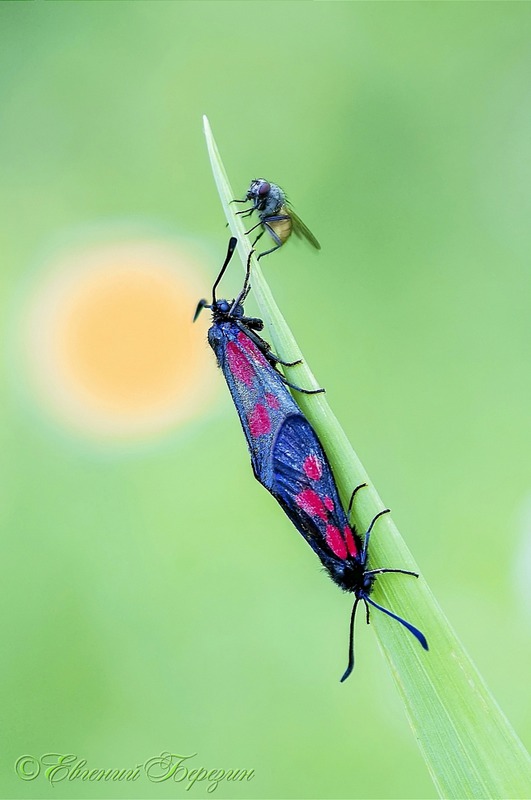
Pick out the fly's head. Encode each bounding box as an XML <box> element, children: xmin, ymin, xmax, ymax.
<box><xmin>247</xmin><ymin>179</ymin><xmax>271</xmax><ymax>209</ymax></box>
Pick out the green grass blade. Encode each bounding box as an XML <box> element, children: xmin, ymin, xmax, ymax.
<box><xmin>203</xmin><ymin>115</ymin><xmax>531</xmax><ymax>799</ymax></box>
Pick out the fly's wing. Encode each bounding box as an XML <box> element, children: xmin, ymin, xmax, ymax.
<box><xmin>270</xmin><ymin>415</ymin><xmax>361</xmax><ymax>562</ymax></box>
<box><xmin>287</xmin><ymin>205</ymin><xmax>321</xmax><ymax>250</ymax></box>
<box><xmin>213</xmin><ymin>323</ymin><xmax>301</xmax><ymax>487</ymax></box>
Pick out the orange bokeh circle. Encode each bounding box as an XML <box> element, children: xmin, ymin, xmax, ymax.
<box><xmin>23</xmin><ymin>238</ymin><xmax>216</xmax><ymax>440</ymax></box>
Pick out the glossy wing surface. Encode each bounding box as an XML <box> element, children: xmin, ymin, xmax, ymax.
<box><xmin>213</xmin><ymin>322</ymin><xmax>300</xmax><ymax>485</ymax></box>
<box><xmin>270</xmin><ymin>415</ymin><xmax>360</xmax><ymax>561</ymax></box>
<box><xmin>288</xmin><ymin>207</ymin><xmax>321</xmax><ymax>250</ymax></box>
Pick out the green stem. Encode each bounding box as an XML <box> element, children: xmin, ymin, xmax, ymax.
<box><xmin>203</xmin><ymin>115</ymin><xmax>531</xmax><ymax>799</ymax></box>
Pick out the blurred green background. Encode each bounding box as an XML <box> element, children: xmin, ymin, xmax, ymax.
<box><xmin>1</xmin><ymin>3</ymin><xmax>530</xmax><ymax>799</ymax></box>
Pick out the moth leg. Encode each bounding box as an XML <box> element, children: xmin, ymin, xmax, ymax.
<box><xmin>361</xmin><ymin>508</ymin><xmax>391</xmax><ymax>562</ymax></box>
<box><xmin>365</xmin><ymin>568</ymin><xmax>419</xmax><ymax>578</ymax></box>
<box><xmin>267</xmin><ymin>352</ymin><xmax>302</xmax><ymax>368</ymax></box>
<box><xmin>245</xmin><ymin>330</ymin><xmax>301</xmax><ymax>368</ymax></box>
<box><xmin>235</xmin><ymin>324</ymin><xmax>271</xmax><ymax>355</ymax></box>
<box><xmin>240</xmin><ymin>316</ymin><xmax>264</xmax><ymax>331</ymax></box>
<box><xmin>278</xmin><ymin>373</ymin><xmax>325</xmax><ymax>395</ymax></box>
<box><xmin>347</xmin><ymin>483</ymin><xmax>369</xmax><ymax>517</ymax></box>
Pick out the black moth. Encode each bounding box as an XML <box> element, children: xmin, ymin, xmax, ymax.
<box><xmin>195</xmin><ymin>238</ymin><xmax>428</xmax><ymax>679</ymax></box>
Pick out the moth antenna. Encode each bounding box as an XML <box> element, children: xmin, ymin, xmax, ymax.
<box><xmin>340</xmin><ymin>598</ymin><xmax>361</xmax><ymax>683</ymax></box>
<box><xmin>212</xmin><ymin>237</ymin><xmax>238</xmax><ymax>305</ymax></box>
<box><xmin>193</xmin><ymin>298</ymin><xmax>210</xmax><ymax>323</ymax></box>
<box><xmin>363</xmin><ymin>595</ymin><xmax>429</xmax><ymax>651</ymax></box>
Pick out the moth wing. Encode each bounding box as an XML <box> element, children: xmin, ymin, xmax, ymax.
<box><xmin>216</xmin><ymin>326</ymin><xmax>301</xmax><ymax>487</ymax></box>
<box><xmin>270</xmin><ymin>414</ymin><xmax>353</xmax><ymax>560</ymax></box>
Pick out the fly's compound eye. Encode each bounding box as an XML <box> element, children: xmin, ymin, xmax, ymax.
<box><xmin>258</xmin><ymin>181</ymin><xmax>270</xmax><ymax>196</ymax></box>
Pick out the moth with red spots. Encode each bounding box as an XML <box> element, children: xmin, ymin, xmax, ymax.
<box><xmin>195</xmin><ymin>238</ymin><xmax>428</xmax><ymax>680</ymax></box>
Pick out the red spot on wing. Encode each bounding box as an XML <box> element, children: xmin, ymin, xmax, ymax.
<box><xmin>303</xmin><ymin>454</ymin><xmax>322</xmax><ymax>481</ymax></box>
<box><xmin>295</xmin><ymin>488</ymin><xmax>328</xmax><ymax>522</ymax></box>
<box><xmin>265</xmin><ymin>392</ymin><xmax>280</xmax><ymax>409</ymax></box>
<box><xmin>344</xmin><ymin>525</ymin><xmax>358</xmax><ymax>557</ymax></box>
<box><xmin>249</xmin><ymin>403</ymin><xmax>271</xmax><ymax>437</ymax></box>
<box><xmin>324</xmin><ymin>496</ymin><xmax>335</xmax><ymax>512</ymax></box>
<box><xmin>326</xmin><ymin>525</ymin><xmax>348</xmax><ymax>559</ymax></box>
<box><xmin>227</xmin><ymin>341</ymin><xmax>254</xmax><ymax>387</ymax></box>
<box><xmin>238</xmin><ymin>332</ymin><xmax>267</xmax><ymax>364</ymax></box>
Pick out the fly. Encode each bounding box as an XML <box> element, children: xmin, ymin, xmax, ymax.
<box><xmin>232</xmin><ymin>179</ymin><xmax>320</xmax><ymax>260</ymax></box>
